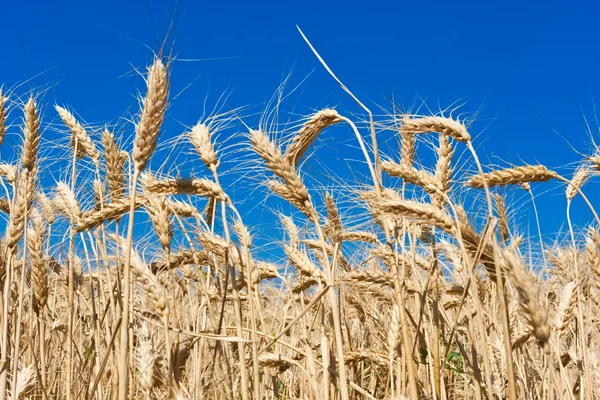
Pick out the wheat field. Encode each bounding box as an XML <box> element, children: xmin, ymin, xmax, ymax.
<box><xmin>0</xmin><ymin>51</ymin><xmax>598</xmax><ymax>400</ymax></box>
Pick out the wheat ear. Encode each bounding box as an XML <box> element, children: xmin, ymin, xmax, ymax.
<box><xmin>141</xmin><ymin>174</ymin><xmax>226</xmax><ymax>200</ymax></box>
<box><xmin>495</xmin><ymin>194</ymin><xmax>509</xmax><ymax>243</ymax></box>
<box><xmin>0</xmin><ymin>91</ymin><xmax>7</xmax><ymax>146</ymax></box>
<box><xmin>28</xmin><ymin>209</ymin><xmax>47</xmax><ymax>312</ymax></box>
<box><xmin>250</xmin><ymin>129</ymin><xmax>315</xmax><ymax>219</ymax></box>
<box><xmin>364</xmin><ymin>194</ymin><xmax>456</xmax><ymax>234</ymax></box>
<box><xmin>189</xmin><ymin>123</ymin><xmax>219</xmax><ymax>171</ymax></box>
<box><xmin>102</xmin><ymin>128</ymin><xmax>127</xmax><ymax>201</ymax></box>
<box><xmin>501</xmin><ymin>249</ymin><xmax>550</xmax><ymax>346</ymax></box>
<box><xmin>132</xmin><ymin>58</ymin><xmax>168</xmax><ymax>172</ymax></box>
<box><xmin>55</xmin><ymin>105</ymin><xmax>100</xmax><ymax>163</ymax></box>
<box><xmin>120</xmin><ymin>57</ymin><xmax>169</xmax><ymax>400</ymax></box>
<box><xmin>5</xmin><ymin>98</ymin><xmax>40</xmax><ymax>251</ymax></box>
<box><xmin>381</xmin><ymin>160</ymin><xmax>439</xmax><ymax>194</ymax></box>
<box><xmin>566</xmin><ymin>165</ymin><xmax>590</xmax><ymax>202</ymax></box>
<box><xmin>285</xmin><ymin>109</ymin><xmax>342</xmax><ymax>165</ymax></box>
<box><xmin>146</xmin><ymin>194</ymin><xmax>172</xmax><ymax>250</ymax></box>
<box><xmin>324</xmin><ymin>193</ymin><xmax>342</xmax><ymax>242</ymax></box>
<box><xmin>136</xmin><ymin>322</ymin><xmax>158</xmax><ymax>395</ymax></box>
<box><xmin>554</xmin><ymin>280</ymin><xmax>577</xmax><ymax>331</ymax></box>
<box><xmin>0</xmin><ymin>163</ymin><xmax>16</xmax><ymax>184</ymax></box>
<box><xmin>401</xmin><ymin>115</ymin><xmax>471</xmax><ymax>142</ymax></box>
<box><xmin>433</xmin><ymin>135</ymin><xmax>454</xmax><ymax>205</ymax></box>
<box><xmin>466</xmin><ymin>164</ymin><xmax>559</xmax><ymax>188</ymax></box>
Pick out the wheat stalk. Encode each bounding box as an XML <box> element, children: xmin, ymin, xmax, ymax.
<box><xmin>285</xmin><ymin>109</ymin><xmax>342</xmax><ymax>165</ymax></box>
<box><xmin>189</xmin><ymin>123</ymin><xmax>219</xmax><ymax>171</ymax></box>
<box><xmin>146</xmin><ymin>195</ymin><xmax>172</xmax><ymax>250</ymax></box>
<box><xmin>132</xmin><ymin>58</ymin><xmax>168</xmax><ymax>172</ymax></box>
<box><xmin>501</xmin><ymin>249</ymin><xmax>550</xmax><ymax>346</ymax></box>
<box><xmin>381</xmin><ymin>160</ymin><xmax>439</xmax><ymax>194</ymax></box>
<box><xmin>0</xmin><ymin>91</ymin><xmax>7</xmax><ymax>146</ymax></box>
<box><xmin>0</xmin><ymin>164</ymin><xmax>15</xmax><ymax>184</ymax></box>
<box><xmin>142</xmin><ymin>174</ymin><xmax>226</xmax><ymax>200</ymax></box>
<box><xmin>566</xmin><ymin>165</ymin><xmax>590</xmax><ymax>202</ymax></box>
<box><xmin>495</xmin><ymin>194</ymin><xmax>509</xmax><ymax>243</ymax></box>
<box><xmin>28</xmin><ymin>209</ymin><xmax>47</xmax><ymax>312</ymax></box>
<box><xmin>250</xmin><ymin>129</ymin><xmax>315</xmax><ymax>219</ymax></box>
<box><xmin>55</xmin><ymin>106</ymin><xmax>100</xmax><ymax>163</ymax></box>
<box><xmin>365</xmin><ymin>194</ymin><xmax>456</xmax><ymax>234</ymax></box>
<box><xmin>401</xmin><ymin>115</ymin><xmax>471</xmax><ymax>142</ymax></box>
<box><xmin>466</xmin><ymin>165</ymin><xmax>559</xmax><ymax>188</ymax></box>
<box><xmin>102</xmin><ymin>128</ymin><xmax>127</xmax><ymax>201</ymax></box>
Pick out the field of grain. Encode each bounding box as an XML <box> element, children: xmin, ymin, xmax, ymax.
<box><xmin>0</xmin><ymin>52</ymin><xmax>598</xmax><ymax>400</ymax></box>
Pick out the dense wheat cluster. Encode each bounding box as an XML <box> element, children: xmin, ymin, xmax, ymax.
<box><xmin>0</xmin><ymin>54</ymin><xmax>599</xmax><ymax>400</ymax></box>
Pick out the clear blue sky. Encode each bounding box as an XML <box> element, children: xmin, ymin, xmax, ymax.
<box><xmin>2</xmin><ymin>0</ymin><xmax>599</xmax><ymax>240</ymax></box>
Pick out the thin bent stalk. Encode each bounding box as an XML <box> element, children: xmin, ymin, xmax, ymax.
<box><xmin>219</xmin><ymin>201</ymin><xmax>250</xmax><ymax>400</ymax></box>
<box><xmin>117</xmin><ymin>168</ymin><xmax>140</xmax><ymax>400</ymax></box>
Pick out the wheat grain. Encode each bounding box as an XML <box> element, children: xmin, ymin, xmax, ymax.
<box><xmin>400</xmin><ymin>131</ymin><xmax>415</xmax><ymax>167</ymax></box>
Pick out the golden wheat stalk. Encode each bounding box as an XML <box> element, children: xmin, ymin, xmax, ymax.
<box><xmin>285</xmin><ymin>109</ymin><xmax>342</xmax><ymax>166</ymax></box>
<box><xmin>102</xmin><ymin>128</ymin><xmax>127</xmax><ymax>201</ymax></box>
<box><xmin>495</xmin><ymin>194</ymin><xmax>509</xmax><ymax>243</ymax></box>
<box><xmin>554</xmin><ymin>280</ymin><xmax>577</xmax><ymax>331</ymax></box>
<box><xmin>434</xmin><ymin>135</ymin><xmax>453</xmax><ymax>202</ymax></box>
<box><xmin>401</xmin><ymin>115</ymin><xmax>471</xmax><ymax>142</ymax></box>
<box><xmin>135</xmin><ymin>323</ymin><xmax>159</xmax><ymax>395</ymax></box>
<box><xmin>500</xmin><ymin>249</ymin><xmax>550</xmax><ymax>346</ymax></box>
<box><xmin>364</xmin><ymin>194</ymin><xmax>455</xmax><ymax>234</ymax></box>
<box><xmin>142</xmin><ymin>173</ymin><xmax>226</xmax><ymax>200</ymax></box>
<box><xmin>28</xmin><ymin>209</ymin><xmax>47</xmax><ymax>312</ymax></box>
<box><xmin>324</xmin><ymin>193</ymin><xmax>342</xmax><ymax>242</ymax></box>
<box><xmin>6</xmin><ymin>99</ymin><xmax>40</xmax><ymax>251</ymax></box>
<box><xmin>0</xmin><ymin>163</ymin><xmax>16</xmax><ymax>184</ymax></box>
<box><xmin>145</xmin><ymin>194</ymin><xmax>172</xmax><ymax>250</ymax></box>
<box><xmin>55</xmin><ymin>106</ymin><xmax>100</xmax><ymax>163</ymax></box>
<box><xmin>566</xmin><ymin>165</ymin><xmax>590</xmax><ymax>202</ymax></box>
<box><xmin>400</xmin><ymin>131</ymin><xmax>415</xmax><ymax>167</ymax></box>
<box><xmin>0</xmin><ymin>91</ymin><xmax>7</xmax><ymax>146</ymax></box>
<box><xmin>132</xmin><ymin>58</ymin><xmax>168</xmax><ymax>172</ymax></box>
<box><xmin>341</xmin><ymin>230</ymin><xmax>378</xmax><ymax>243</ymax></box>
<box><xmin>22</xmin><ymin>98</ymin><xmax>40</xmax><ymax>171</ymax></box>
<box><xmin>189</xmin><ymin>123</ymin><xmax>219</xmax><ymax>171</ymax></box>
<box><xmin>466</xmin><ymin>165</ymin><xmax>559</xmax><ymax>188</ymax></box>
<box><xmin>381</xmin><ymin>160</ymin><xmax>439</xmax><ymax>194</ymax></box>
<box><xmin>250</xmin><ymin>129</ymin><xmax>315</xmax><ymax>218</ymax></box>
<box><xmin>284</xmin><ymin>244</ymin><xmax>326</xmax><ymax>282</ymax></box>
<box><xmin>53</xmin><ymin>182</ymin><xmax>82</xmax><ymax>223</ymax></box>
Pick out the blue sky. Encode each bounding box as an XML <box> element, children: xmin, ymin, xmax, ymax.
<box><xmin>2</xmin><ymin>0</ymin><xmax>600</xmax><ymax>242</ymax></box>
